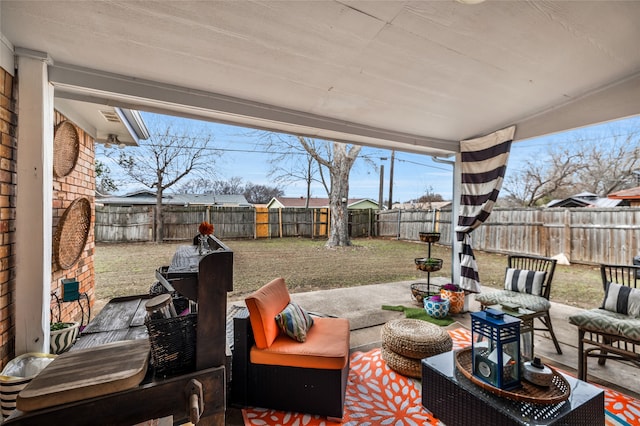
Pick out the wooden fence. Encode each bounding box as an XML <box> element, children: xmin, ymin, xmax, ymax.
<box><xmin>378</xmin><ymin>207</ymin><xmax>640</xmax><ymax>265</ymax></box>
<box><xmin>95</xmin><ymin>205</ymin><xmax>374</xmax><ymax>242</ymax></box>
<box><xmin>96</xmin><ymin>205</ymin><xmax>640</xmax><ymax>266</ymax></box>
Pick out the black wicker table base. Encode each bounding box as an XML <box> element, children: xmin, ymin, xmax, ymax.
<box><xmin>421</xmin><ymin>351</ymin><xmax>604</xmax><ymax>426</ymax></box>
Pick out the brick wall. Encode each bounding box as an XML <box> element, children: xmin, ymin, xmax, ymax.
<box><xmin>51</xmin><ymin>111</ymin><xmax>95</xmax><ymax>326</ymax></box>
<box><xmin>0</xmin><ymin>67</ymin><xmax>16</xmax><ymax>367</ymax></box>
<box><xmin>0</xmin><ymin>66</ymin><xmax>96</xmax><ymax>367</ymax></box>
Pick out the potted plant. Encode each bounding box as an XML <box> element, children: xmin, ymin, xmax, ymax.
<box><xmin>419</xmin><ymin>232</ymin><xmax>440</xmax><ymax>243</ymax></box>
<box><xmin>440</xmin><ymin>283</ymin><xmax>465</xmax><ymax>314</ymax></box>
<box><xmin>424</xmin><ymin>294</ymin><xmax>450</xmax><ymax>319</ymax></box>
<box><xmin>414</xmin><ymin>257</ymin><xmax>443</xmax><ymax>272</ymax></box>
<box><xmin>50</xmin><ymin>321</ymin><xmax>80</xmax><ymax>354</ymax></box>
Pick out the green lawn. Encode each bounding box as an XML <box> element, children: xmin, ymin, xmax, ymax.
<box><xmin>95</xmin><ymin>238</ymin><xmax>604</xmax><ymax>309</ymax></box>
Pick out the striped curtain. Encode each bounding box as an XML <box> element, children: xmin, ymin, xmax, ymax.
<box><xmin>456</xmin><ymin>126</ymin><xmax>515</xmax><ymax>292</ymax></box>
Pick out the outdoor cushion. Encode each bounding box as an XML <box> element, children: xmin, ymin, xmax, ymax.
<box><xmin>245</xmin><ymin>277</ymin><xmax>291</xmax><ymax>349</ymax></box>
<box><xmin>250</xmin><ymin>317</ymin><xmax>350</xmax><ymax>369</ymax></box>
<box><xmin>602</xmin><ymin>282</ymin><xmax>640</xmax><ymax>318</ymax></box>
<box><xmin>275</xmin><ymin>302</ymin><xmax>314</xmax><ymax>342</ymax></box>
<box><xmin>504</xmin><ymin>268</ymin><xmax>546</xmax><ymax>296</ymax></box>
<box><xmin>475</xmin><ymin>290</ymin><xmax>551</xmax><ymax>312</ymax></box>
<box><xmin>568</xmin><ymin>308</ymin><xmax>640</xmax><ymax>341</ymax></box>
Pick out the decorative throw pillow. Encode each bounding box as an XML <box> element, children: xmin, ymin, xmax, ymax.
<box><xmin>275</xmin><ymin>302</ymin><xmax>314</xmax><ymax>342</ymax></box>
<box><xmin>602</xmin><ymin>282</ymin><xmax>640</xmax><ymax>318</ymax></box>
<box><xmin>504</xmin><ymin>268</ymin><xmax>546</xmax><ymax>296</ymax></box>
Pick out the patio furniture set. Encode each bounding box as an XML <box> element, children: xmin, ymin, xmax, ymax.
<box><xmin>227</xmin><ymin>252</ymin><xmax>639</xmax><ymax>423</ymax></box>
<box><xmin>4</xmin><ymin>238</ymin><xmax>639</xmax><ymax>424</ymax></box>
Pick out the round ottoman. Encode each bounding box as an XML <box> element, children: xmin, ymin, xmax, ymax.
<box><xmin>381</xmin><ymin>319</ymin><xmax>453</xmax><ymax>378</ymax></box>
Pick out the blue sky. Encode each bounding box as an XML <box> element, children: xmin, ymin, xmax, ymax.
<box><xmin>96</xmin><ymin>113</ymin><xmax>640</xmax><ymax>203</ymax></box>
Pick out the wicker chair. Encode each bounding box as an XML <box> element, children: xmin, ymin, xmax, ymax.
<box><xmin>474</xmin><ymin>254</ymin><xmax>562</xmax><ymax>354</ymax></box>
<box><xmin>568</xmin><ymin>264</ymin><xmax>640</xmax><ymax>381</ymax></box>
<box><xmin>230</xmin><ymin>278</ymin><xmax>350</xmax><ymax>420</ymax></box>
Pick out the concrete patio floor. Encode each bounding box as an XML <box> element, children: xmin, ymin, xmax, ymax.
<box><xmin>230</xmin><ymin>278</ymin><xmax>640</xmax><ymax>401</ymax></box>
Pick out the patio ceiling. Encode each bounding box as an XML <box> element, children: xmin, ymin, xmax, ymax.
<box><xmin>2</xmin><ymin>1</ymin><xmax>640</xmax><ymax>156</ymax></box>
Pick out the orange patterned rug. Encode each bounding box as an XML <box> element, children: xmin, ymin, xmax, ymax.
<box><xmin>242</xmin><ymin>327</ymin><xmax>640</xmax><ymax>426</ymax></box>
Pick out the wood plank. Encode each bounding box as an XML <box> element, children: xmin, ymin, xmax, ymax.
<box><xmin>17</xmin><ymin>340</ymin><xmax>150</xmax><ymax>412</ymax></box>
<box><xmin>6</xmin><ymin>366</ymin><xmax>225</xmax><ymax>426</ymax></box>
<box><xmin>81</xmin><ymin>297</ymin><xmax>144</xmax><ymax>333</ymax></box>
<box><xmin>70</xmin><ymin>329</ymin><xmax>134</xmax><ymax>350</ymax></box>
<box><xmin>130</xmin><ymin>300</ymin><xmax>149</xmax><ymax>327</ymax></box>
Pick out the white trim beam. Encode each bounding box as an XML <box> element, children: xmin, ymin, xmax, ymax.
<box><xmin>513</xmin><ymin>72</ymin><xmax>640</xmax><ymax>142</ymax></box>
<box><xmin>48</xmin><ymin>62</ymin><xmax>458</xmax><ymax>156</ymax></box>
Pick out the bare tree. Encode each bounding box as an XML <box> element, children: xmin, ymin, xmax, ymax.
<box><xmin>95</xmin><ymin>159</ymin><xmax>117</xmax><ymax>194</ymax></box>
<box><xmin>503</xmin><ymin>147</ymin><xmax>582</xmax><ymax>206</ymax></box>
<box><xmin>261</xmin><ymin>131</ymin><xmax>364</xmax><ymax>245</ymax></box>
<box><xmin>243</xmin><ymin>183</ymin><xmax>284</xmax><ymax>204</ymax></box>
<box><xmin>503</xmin><ymin>126</ymin><xmax>640</xmax><ymax>206</ymax></box>
<box><xmin>208</xmin><ymin>177</ymin><xmax>245</xmax><ymax>195</ymax></box>
<box><xmin>298</xmin><ymin>138</ymin><xmax>362</xmax><ymax>247</ymax></box>
<box><xmin>417</xmin><ymin>185</ymin><xmax>444</xmax><ymax>203</ymax></box>
<box><xmin>175</xmin><ymin>176</ymin><xmax>283</xmax><ymax>204</ymax></box>
<box><xmin>575</xmin><ymin>134</ymin><xmax>640</xmax><ymax>195</ymax></box>
<box><xmin>265</xmin><ymin>134</ymin><xmax>325</xmax><ymax>207</ymax></box>
<box><xmin>115</xmin><ymin>118</ymin><xmax>217</xmax><ymax>242</ymax></box>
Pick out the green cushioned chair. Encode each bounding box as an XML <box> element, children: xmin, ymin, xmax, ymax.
<box><xmin>568</xmin><ymin>264</ymin><xmax>640</xmax><ymax>381</ymax></box>
<box><xmin>475</xmin><ymin>254</ymin><xmax>561</xmax><ymax>354</ymax></box>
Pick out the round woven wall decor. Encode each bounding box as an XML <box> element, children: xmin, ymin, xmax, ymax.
<box><xmin>54</xmin><ymin>197</ymin><xmax>91</xmax><ymax>270</ymax></box>
<box><xmin>53</xmin><ymin>120</ymin><xmax>80</xmax><ymax>178</ymax></box>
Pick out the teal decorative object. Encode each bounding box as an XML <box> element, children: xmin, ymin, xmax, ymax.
<box><xmin>424</xmin><ymin>296</ymin><xmax>450</xmax><ymax>319</ymax></box>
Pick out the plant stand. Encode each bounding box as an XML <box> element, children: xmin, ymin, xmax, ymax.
<box><xmin>414</xmin><ymin>232</ymin><xmax>443</xmax><ymax>289</ymax></box>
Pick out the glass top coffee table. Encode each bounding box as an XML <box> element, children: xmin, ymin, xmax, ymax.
<box><xmin>422</xmin><ymin>350</ymin><xmax>604</xmax><ymax>425</ymax></box>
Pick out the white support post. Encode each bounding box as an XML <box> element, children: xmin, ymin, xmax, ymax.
<box><xmin>451</xmin><ymin>152</ymin><xmax>462</xmax><ymax>285</ymax></box>
<box><xmin>451</xmin><ymin>153</ymin><xmax>469</xmax><ymax>310</ymax></box>
<box><xmin>15</xmin><ymin>51</ymin><xmax>54</xmax><ymax>354</ymax></box>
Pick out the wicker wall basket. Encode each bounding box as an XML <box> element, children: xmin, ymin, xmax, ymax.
<box><xmin>53</xmin><ymin>197</ymin><xmax>91</xmax><ymax>270</ymax></box>
<box><xmin>53</xmin><ymin>120</ymin><xmax>80</xmax><ymax>178</ymax></box>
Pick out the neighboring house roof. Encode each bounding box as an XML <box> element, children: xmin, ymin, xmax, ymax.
<box><xmin>546</xmin><ymin>194</ymin><xmax>625</xmax><ymax>208</ymax></box>
<box><xmin>169</xmin><ymin>194</ymin><xmax>250</xmax><ymax>206</ymax></box>
<box><xmin>572</xmin><ymin>191</ymin><xmax>598</xmax><ymax>200</ymax></box>
<box><xmin>267</xmin><ymin>197</ymin><xmax>378</xmax><ymax>209</ymax></box>
<box><xmin>97</xmin><ymin>192</ymin><xmax>250</xmax><ymax>207</ymax></box>
<box><xmin>608</xmin><ymin>186</ymin><xmax>640</xmax><ymax>200</ymax></box>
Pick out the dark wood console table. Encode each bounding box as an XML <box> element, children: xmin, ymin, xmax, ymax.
<box><xmin>5</xmin><ymin>236</ymin><xmax>233</xmax><ymax>425</ymax></box>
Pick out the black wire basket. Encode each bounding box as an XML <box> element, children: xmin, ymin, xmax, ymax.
<box><xmin>145</xmin><ymin>297</ymin><xmax>196</xmax><ymax>378</ymax></box>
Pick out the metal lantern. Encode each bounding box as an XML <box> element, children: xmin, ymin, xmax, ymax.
<box><xmin>471</xmin><ymin>308</ymin><xmax>521</xmax><ymax>390</ymax></box>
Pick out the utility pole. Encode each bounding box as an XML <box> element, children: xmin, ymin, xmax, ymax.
<box><xmin>378</xmin><ymin>164</ymin><xmax>385</xmax><ymax>210</ymax></box>
<box><xmin>388</xmin><ymin>150</ymin><xmax>395</xmax><ymax>210</ymax></box>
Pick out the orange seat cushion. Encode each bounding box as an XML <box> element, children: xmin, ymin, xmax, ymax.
<box><xmin>250</xmin><ymin>317</ymin><xmax>350</xmax><ymax>370</ymax></box>
<box><xmin>245</xmin><ymin>277</ymin><xmax>291</xmax><ymax>349</ymax></box>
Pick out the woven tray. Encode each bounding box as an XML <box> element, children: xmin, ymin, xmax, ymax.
<box><xmin>455</xmin><ymin>347</ymin><xmax>571</xmax><ymax>405</ymax></box>
<box><xmin>415</xmin><ymin>257</ymin><xmax>443</xmax><ymax>272</ymax></box>
<box><xmin>53</xmin><ymin>120</ymin><xmax>79</xmax><ymax>178</ymax></box>
<box><xmin>54</xmin><ymin>197</ymin><xmax>91</xmax><ymax>269</ymax></box>
<box><xmin>410</xmin><ymin>282</ymin><xmax>441</xmax><ymax>305</ymax></box>
<box><xmin>419</xmin><ymin>232</ymin><xmax>440</xmax><ymax>243</ymax></box>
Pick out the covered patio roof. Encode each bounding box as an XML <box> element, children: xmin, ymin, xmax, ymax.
<box><xmin>2</xmin><ymin>1</ymin><xmax>640</xmax><ymax>155</ymax></box>
<box><xmin>2</xmin><ymin>1</ymin><xmax>640</xmax><ymax>360</ymax></box>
